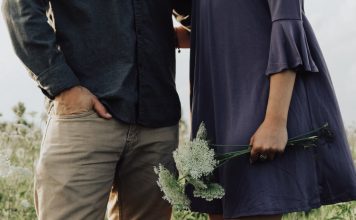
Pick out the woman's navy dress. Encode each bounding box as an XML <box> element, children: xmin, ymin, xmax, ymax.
<box><xmin>189</xmin><ymin>0</ymin><xmax>356</xmax><ymax>218</ymax></box>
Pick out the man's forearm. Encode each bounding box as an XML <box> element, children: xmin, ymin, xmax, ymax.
<box><xmin>2</xmin><ymin>0</ymin><xmax>80</xmax><ymax>99</ymax></box>
<box><xmin>265</xmin><ymin>70</ymin><xmax>296</xmax><ymax>124</ymax></box>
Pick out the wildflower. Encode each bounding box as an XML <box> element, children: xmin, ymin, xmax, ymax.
<box><xmin>16</xmin><ymin>148</ymin><xmax>25</xmax><ymax>159</ymax></box>
<box><xmin>186</xmin><ymin>176</ymin><xmax>207</xmax><ymax>190</ymax></box>
<box><xmin>20</xmin><ymin>199</ymin><xmax>31</xmax><ymax>209</ymax></box>
<box><xmin>173</xmin><ymin>123</ymin><xmax>218</xmax><ymax>180</ymax></box>
<box><xmin>193</xmin><ymin>183</ymin><xmax>225</xmax><ymax>201</ymax></box>
<box><xmin>154</xmin><ymin>164</ymin><xmax>190</xmax><ymax>211</ymax></box>
<box><xmin>319</xmin><ymin>123</ymin><xmax>334</xmax><ymax>143</ymax></box>
<box><xmin>0</xmin><ymin>152</ymin><xmax>11</xmax><ymax>178</ymax></box>
<box><xmin>9</xmin><ymin>166</ymin><xmax>32</xmax><ymax>178</ymax></box>
<box><xmin>196</xmin><ymin>122</ymin><xmax>208</xmax><ymax>140</ymax></box>
<box><xmin>15</xmin><ymin>123</ymin><xmax>29</xmax><ymax>136</ymax></box>
<box><xmin>173</xmin><ymin>139</ymin><xmax>217</xmax><ymax>180</ymax></box>
<box><xmin>155</xmin><ymin>122</ymin><xmax>331</xmax><ymax>210</ymax></box>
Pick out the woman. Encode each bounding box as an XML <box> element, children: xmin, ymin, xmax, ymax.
<box><xmin>186</xmin><ymin>0</ymin><xmax>356</xmax><ymax>219</ymax></box>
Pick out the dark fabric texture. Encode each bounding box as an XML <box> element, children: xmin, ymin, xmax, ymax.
<box><xmin>2</xmin><ymin>0</ymin><xmax>191</xmax><ymax>127</ymax></box>
<box><xmin>189</xmin><ymin>0</ymin><xmax>356</xmax><ymax>218</ymax></box>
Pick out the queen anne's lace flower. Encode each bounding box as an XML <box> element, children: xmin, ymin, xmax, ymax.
<box><xmin>193</xmin><ymin>183</ymin><xmax>225</xmax><ymax>201</ymax></box>
<box><xmin>154</xmin><ymin>164</ymin><xmax>190</xmax><ymax>211</ymax></box>
<box><xmin>155</xmin><ymin>122</ymin><xmax>329</xmax><ymax>210</ymax></box>
<box><xmin>196</xmin><ymin>122</ymin><xmax>208</xmax><ymax>140</ymax></box>
<box><xmin>173</xmin><ymin>124</ymin><xmax>218</xmax><ymax>180</ymax></box>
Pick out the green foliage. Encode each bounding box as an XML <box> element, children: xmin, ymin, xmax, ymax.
<box><xmin>172</xmin><ymin>211</ymin><xmax>208</xmax><ymax>220</ymax></box>
<box><xmin>0</xmin><ymin>102</ymin><xmax>41</xmax><ymax>220</ymax></box>
<box><xmin>283</xmin><ymin>202</ymin><xmax>356</xmax><ymax>220</ymax></box>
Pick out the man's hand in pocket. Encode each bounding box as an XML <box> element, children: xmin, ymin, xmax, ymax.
<box><xmin>54</xmin><ymin>86</ymin><xmax>112</xmax><ymax>119</ymax></box>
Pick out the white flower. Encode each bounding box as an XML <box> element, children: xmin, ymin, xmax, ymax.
<box><xmin>4</xmin><ymin>148</ymin><xmax>13</xmax><ymax>157</ymax></box>
<box><xmin>186</xmin><ymin>176</ymin><xmax>207</xmax><ymax>190</ymax></box>
<box><xmin>196</xmin><ymin>122</ymin><xmax>208</xmax><ymax>140</ymax></box>
<box><xmin>0</xmin><ymin>152</ymin><xmax>11</xmax><ymax>178</ymax></box>
<box><xmin>193</xmin><ymin>183</ymin><xmax>225</xmax><ymax>201</ymax></box>
<box><xmin>15</xmin><ymin>124</ymin><xmax>29</xmax><ymax>136</ymax></box>
<box><xmin>154</xmin><ymin>164</ymin><xmax>190</xmax><ymax>211</ymax></box>
<box><xmin>9</xmin><ymin>166</ymin><xmax>32</xmax><ymax>178</ymax></box>
<box><xmin>20</xmin><ymin>199</ymin><xmax>31</xmax><ymax>209</ymax></box>
<box><xmin>173</xmin><ymin>126</ymin><xmax>218</xmax><ymax>179</ymax></box>
<box><xmin>16</xmin><ymin>148</ymin><xmax>25</xmax><ymax>159</ymax></box>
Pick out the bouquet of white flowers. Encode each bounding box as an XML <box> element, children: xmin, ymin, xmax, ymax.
<box><xmin>154</xmin><ymin>122</ymin><xmax>333</xmax><ymax>211</ymax></box>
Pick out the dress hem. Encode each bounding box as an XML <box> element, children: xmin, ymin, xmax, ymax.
<box><xmin>191</xmin><ymin>191</ymin><xmax>356</xmax><ymax>218</ymax></box>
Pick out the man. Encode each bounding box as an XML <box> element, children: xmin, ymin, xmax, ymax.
<box><xmin>2</xmin><ymin>0</ymin><xmax>190</xmax><ymax>219</ymax></box>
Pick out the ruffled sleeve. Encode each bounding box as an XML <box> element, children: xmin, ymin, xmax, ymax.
<box><xmin>265</xmin><ymin>0</ymin><xmax>319</xmax><ymax>76</ymax></box>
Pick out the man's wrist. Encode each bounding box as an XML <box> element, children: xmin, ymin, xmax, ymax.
<box><xmin>55</xmin><ymin>85</ymin><xmax>82</xmax><ymax>100</ymax></box>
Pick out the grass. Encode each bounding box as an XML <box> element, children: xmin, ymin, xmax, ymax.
<box><xmin>0</xmin><ymin>103</ymin><xmax>355</xmax><ymax>220</ymax></box>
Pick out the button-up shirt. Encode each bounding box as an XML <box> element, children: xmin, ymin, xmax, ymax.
<box><xmin>2</xmin><ymin>0</ymin><xmax>191</xmax><ymax>127</ymax></box>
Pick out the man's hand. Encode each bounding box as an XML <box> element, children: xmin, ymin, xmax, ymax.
<box><xmin>175</xmin><ymin>26</ymin><xmax>190</xmax><ymax>48</ymax></box>
<box><xmin>54</xmin><ymin>86</ymin><xmax>112</xmax><ymax>119</ymax></box>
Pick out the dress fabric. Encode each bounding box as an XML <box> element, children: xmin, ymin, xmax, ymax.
<box><xmin>189</xmin><ymin>0</ymin><xmax>356</xmax><ymax>218</ymax></box>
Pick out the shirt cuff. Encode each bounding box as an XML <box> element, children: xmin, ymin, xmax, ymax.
<box><xmin>35</xmin><ymin>63</ymin><xmax>81</xmax><ymax>99</ymax></box>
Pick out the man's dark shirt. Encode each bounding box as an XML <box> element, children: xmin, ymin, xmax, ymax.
<box><xmin>2</xmin><ymin>0</ymin><xmax>191</xmax><ymax>127</ymax></box>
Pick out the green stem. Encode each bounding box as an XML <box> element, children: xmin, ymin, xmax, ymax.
<box><xmin>211</xmin><ymin>123</ymin><xmax>327</xmax><ymax>148</ymax></box>
<box><xmin>288</xmin><ymin>123</ymin><xmax>328</xmax><ymax>141</ymax></box>
<box><xmin>214</xmin><ymin>134</ymin><xmax>322</xmax><ymax>167</ymax></box>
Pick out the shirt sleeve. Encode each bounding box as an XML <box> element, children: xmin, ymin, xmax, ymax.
<box><xmin>2</xmin><ymin>0</ymin><xmax>80</xmax><ymax>99</ymax></box>
<box><xmin>172</xmin><ymin>0</ymin><xmax>191</xmax><ymax>31</ymax></box>
<box><xmin>265</xmin><ymin>0</ymin><xmax>319</xmax><ymax>76</ymax></box>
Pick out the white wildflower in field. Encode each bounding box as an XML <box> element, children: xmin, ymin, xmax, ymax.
<box><xmin>154</xmin><ymin>164</ymin><xmax>190</xmax><ymax>211</ymax></box>
<box><xmin>173</xmin><ymin>123</ymin><xmax>218</xmax><ymax>180</ymax></box>
<box><xmin>16</xmin><ymin>148</ymin><xmax>25</xmax><ymax>159</ymax></box>
<box><xmin>4</xmin><ymin>147</ymin><xmax>13</xmax><ymax>157</ymax></box>
<box><xmin>0</xmin><ymin>152</ymin><xmax>11</xmax><ymax>177</ymax></box>
<box><xmin>15</xmin><ymin>124</ymin><xmax>29</xmax><ymax>136</ymax></box>
<box><xmin>9</xmin><ymin>166</ymin><xmax>32</xmax><ymax>178</ymax></box>
<box><xmin>20</xmin><ymin>199</ymin><xmax>31</xmax><ymax>209</ymax></box>
<box><xmin>193</xmin><ymin>183</ymin><xmax>225</xmax><ymax>201</ymax></box>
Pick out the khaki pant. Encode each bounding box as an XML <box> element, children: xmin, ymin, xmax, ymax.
<box><xmin>34</xmin><ymin>108</ymin><xmax>178</xmax><ymax>220</ymax></box>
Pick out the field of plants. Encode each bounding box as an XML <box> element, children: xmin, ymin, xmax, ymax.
<box><xmin>0</xmin><ymin>103</ymin><xmax>355</xmax><ymax>220</ymax></box>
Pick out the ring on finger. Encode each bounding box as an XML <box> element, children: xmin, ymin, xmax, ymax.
<box><xmin>258</xmin><ymin>153</ymin><xmax>268</xmax><ymax>161</ymax></box>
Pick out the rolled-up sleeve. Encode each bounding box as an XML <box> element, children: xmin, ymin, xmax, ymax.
<box><xmin>265</xmin><ymin>0</ymin><xmax>319</xmax><ymax>76</ymax></box>
<box><xmin>2</xmin><ymin>0</ymin><xmax>80</xmax><ymax>99</ymax></box>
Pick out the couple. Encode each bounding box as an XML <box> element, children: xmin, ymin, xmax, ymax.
<box><xmin>3</xmin><ymin>0</ymin><xmax>356</xmax><ymax>220</ymax></box>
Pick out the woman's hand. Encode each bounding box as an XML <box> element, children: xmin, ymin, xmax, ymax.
<box><xmin>250</xmin><ymin>69</ymin><xmax>296</xmax><ymax>163</ymax></box>
<box><xmin>250</xmin><ymin>117</ymin><xmax>288</xmax><ymax>163</ymax></box>
<box><xmin>175</xmin><ymin>26</ymin><xmax>190</xmax><ymax>48</ymax></box>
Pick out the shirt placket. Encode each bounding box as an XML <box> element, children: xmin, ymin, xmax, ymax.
<box><xmin>133</xmin><ymin>0</ymin><xmax>145</xmax><ymax>123</ymax></box>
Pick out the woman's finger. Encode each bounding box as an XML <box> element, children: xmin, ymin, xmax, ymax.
<box><xmin>267</xmin><ymin>150</ymin><xmax>276</xmax><ymax>161</ymax></box>
<box><xmin>250</xmin><ymin>144</ymin><xmax>262</xmax><ymax>164</ymax></box>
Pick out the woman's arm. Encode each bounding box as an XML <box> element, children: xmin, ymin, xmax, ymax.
<box><xmin>250</xmin><ymin>70</ymin><xmax>296</xmax><ymax>162</ymax></box>
<box><xmin>175</xmin><ymin>26</ymin><xmax>190</xmax><ymax>48</ymax></box>
<box><xmin>172</xmin><ymin>0</ymin><xmax>191</xmax><ymax>49</ymax></box>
